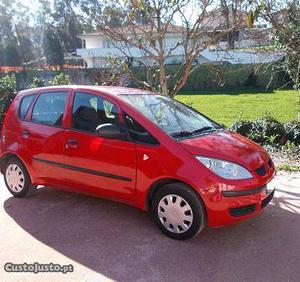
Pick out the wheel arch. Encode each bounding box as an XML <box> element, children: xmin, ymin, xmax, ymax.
<box><xmin>146</xmin><ymin>178</ymin><xmax>207</xmax><ymax>213</ymax></box>
<box><xmin>0</xmin><ymin>153</ymin><xmax>33</xmax><ymax>183</ymax></box>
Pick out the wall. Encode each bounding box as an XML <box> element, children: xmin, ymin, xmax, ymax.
<box><xmin>84</xmin><ymin>36</ymin><xmax>104</xmax><ymax>49</ymax></box>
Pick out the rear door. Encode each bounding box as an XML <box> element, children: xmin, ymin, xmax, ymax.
<box><xmin>62</xmin><ymin>91</ymin><xmax>137</xmax><ymax>202</ymax></box>
<box><xmin>20</xmin><ymin>90</ymin><xmax>69</xmax><ymax>186</ymax></box>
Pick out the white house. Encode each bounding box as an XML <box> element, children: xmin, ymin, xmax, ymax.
<box><xmin>77</xmin><ymin>25</ymin><xmax>195</xmax><ymax>68</ymax></box>
<box><xmin>76</xmin><ymin>24</ymin><xmax>281</xmax><ymax>68</ymax></box>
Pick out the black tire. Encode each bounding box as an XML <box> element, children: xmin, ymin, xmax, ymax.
<box><xmin>151</xmin><ymin>182</ymin><xmax>206</xmax><ymax>240</ymax></box>
<box><xmin>3</xmin><ymin>158</ymin><xmax>36</xmax><ymax>198</ymax></box>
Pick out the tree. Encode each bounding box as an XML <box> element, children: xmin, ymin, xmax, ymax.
<box><xmin>248</xmin><ymin>1</ymin><xmax>300</xmax><ymax>93</ymax></box>
<box><xmin>38</xmin><ymin>0</ymin><xmax>90</xmax><ymax>52</ymax></box>
<box><xmin>75</xmin><ymin>0</ymin><xmax>246</xmax><ymax>97</ymax></box>
<box><xmin>0</xmin><ymin>44</ymin><xmax>4</xmax><ymax>66</ymax></box>
<box><xmin>0</xmin><ymin>0</ymin><xmax>34</xmax><ymax>65</ymax></box>
<box><xmin>220</xmin><ymin>0</ymin><xmax>244</xmax><ymax>49</ymax></box>
<box><xmin>261</xmin><ymin>0</ymin><xmax>300</xmax><ymax>89</ymax></box>
<box><xmin>250</xmin><ymin>0</ymin><xmax>300</xmax><ymax>120</ymax></box>
<box><xmin>0</xmin><ymin>0</ymin><xmax>37</xmax><ymax>66</ymax></box>
<box><xmin>51</xmin><ymin>0</ymin><xmax>84</xmax><ymax>52</ymax></box>
<box><xmin>2</xmin><ymin>43</ymin><xmax>22</xmax><ymax>66</ymax></box>
<box><xmin>42</xmin><ymin>27</ymin><xmax>64</xmax><ymax>68</ymax></box>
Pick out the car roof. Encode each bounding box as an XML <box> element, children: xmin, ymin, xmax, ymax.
<box><xmin>18</xmin><ymin>85</ymin><xmax>155</xmax><ymax>97</ymax></box>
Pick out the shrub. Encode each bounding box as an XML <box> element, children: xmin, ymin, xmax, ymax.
<box><xmin>0</xmin><ymin>75</ymin><xmax>17</xmax><ymax>128</ymax></box>
<box><xmin>284</xmin><ymin>121</ymin><xmax>300</xmax><ymax>145</ymax></box>
<box><xmin>30</xmin><ymin>77</ymin><xmax>45</xmax><ymax>88</ymax></box>
<box><xmin>282</xmin><ymin>140</ymin><xmax>298</xmax><ymax>152</ymax></box>
<box><xmin>250</xmin><ymin>114</ymin><xmax>286</xmax><ymax>145</ymax></box>
<box><xmin>48</xmin><ymin>73</ymin><xmax>71</xmax><ymax>86</ymax></box>
<box><xmin>0</xmin><ymin>74</ymin><xmax>17</xmax><ymax>96</ymax></box>
<box><xmin>232</xmin><ymin>114</ymin><xmax>286</xmax><ymax>146</ymax></box>
<box><xmin>231</xmin><ymin>120</ymin><xmax>253</xmax><ymax>137</ymax></box>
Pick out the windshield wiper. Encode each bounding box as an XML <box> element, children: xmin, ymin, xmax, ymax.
<box><xmin>170</xmin><ymin>130</ymin><xmax>193</xmax><ymax>138</ymax></box>
<box><xmin>171</xmin><ymin>126</ymin><xmax>222</xmax><ymax>139</ymax></box>
<box><xmin>191</xmin><ymin>126</ymin><xmax>215</xmax><ymax>135</ymax></box>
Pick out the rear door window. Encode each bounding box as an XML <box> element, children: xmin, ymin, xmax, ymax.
<box><xmin>19</xmin><ymin>95</ymin><xmax>35</xmax><ymax>120</ymax></box>
<box><xmin>31</xmin><ymin>92</ymin><xmax>67</xmax><ymax>126</ymax></box>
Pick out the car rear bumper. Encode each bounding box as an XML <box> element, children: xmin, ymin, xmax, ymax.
<box><xmin>204</xmin><ymin>177</ymin><xmax>276</xmax><ymax>227</ymax></box>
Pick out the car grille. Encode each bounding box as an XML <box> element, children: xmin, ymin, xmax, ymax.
<box><xmin>229</xmin><ymin>204</ymin><xmax>256</xmax><ymax>217</ymax></box>
<box><xmin>261</xmin><ymin>189</ymin><xmax>275</xmax><ymax>209</ymax></box>
<box><xmin>255</xmin><ymin>159</ymin><xmax>273</xmax><ymax>177</ymax></box>
<box><xmin>255</xmin><ymin>165</ymin><xmax>266</xmax><ymax>176</ymax></box>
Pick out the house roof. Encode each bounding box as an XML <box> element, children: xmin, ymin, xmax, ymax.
<box><xmin>201</xmin><ymin>7</ymin><xmax>248</xmax><ymax>30</ymax></box>
<box><xmin>78</xmin><ymin>24</ymin><xmax>185</xmax><ymax>38</ymax></box>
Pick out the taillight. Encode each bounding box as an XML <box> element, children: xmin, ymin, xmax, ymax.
<box><xmin>0</xmin><ymin>96</ymin><xmax>15</xmax><ymax>149</ymax></box>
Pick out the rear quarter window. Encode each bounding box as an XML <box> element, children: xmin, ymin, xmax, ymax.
<box><xmin>19</xmin><ymin>95</ymin><xmax>35</xmax><ymax>120</ymax></box>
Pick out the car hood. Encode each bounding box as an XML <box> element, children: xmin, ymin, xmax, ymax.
<box><xmin>179</xmin><ymin>130</ymin><xmax>270</xmax><ymax>171</ymax></box>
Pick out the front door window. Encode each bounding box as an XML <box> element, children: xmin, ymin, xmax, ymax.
<box><xmin>72</xmin><ymin>92</ymin><xmax>119</xmax><ymax>133</ymax></box>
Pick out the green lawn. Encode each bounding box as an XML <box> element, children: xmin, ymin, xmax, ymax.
<box><xmin>177</xmin><ymin>89</ymin><xmax>299</xmax><ymax>127</ymax></box>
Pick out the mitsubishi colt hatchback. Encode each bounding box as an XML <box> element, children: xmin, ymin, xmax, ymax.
<box><xmin>0</xmin><ymin>86</ymin><xmax>276</xmax><ymax>240</ymax></box>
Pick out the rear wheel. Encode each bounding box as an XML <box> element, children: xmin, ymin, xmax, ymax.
<box><xmin>151</xmin><ymin>183</ymin><xmax>206</xmax><ymax>240</ymax></box>
<box><xmin>4</xmin><ymin>158</ymin><xmax>36</xmax><ymax>197</ymax></box>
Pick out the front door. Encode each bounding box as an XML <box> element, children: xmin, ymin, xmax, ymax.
<box><xmin>62</xmin><ymin>91</ymin><xmax>136</xmax><ymax>202</ymax></box>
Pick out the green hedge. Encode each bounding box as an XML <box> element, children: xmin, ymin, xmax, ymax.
<box><xmin>232</xmin><ymin>114</ymin><xmax>300</xmax><ymax>147</ymax></box>
<box><xmin>169</xmin><ymin>64</ymin><xmax>290</xmax><ymax>91</ymax></box>
<box><xmin>0</xmin><ymin>63</ymin><xmax>291</xmax><ymax>91</ymax></box>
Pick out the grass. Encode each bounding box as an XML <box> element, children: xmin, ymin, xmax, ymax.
<box><xmin>177</xmin><ymin>89</ymin><xmax>299</xmax><ymax>127</ymax></box>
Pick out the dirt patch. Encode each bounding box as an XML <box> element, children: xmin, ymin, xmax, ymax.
<box><xmin>271</xmin><ymin>150</ymin><xmax>300</xmax><ymax>168</ymax></box>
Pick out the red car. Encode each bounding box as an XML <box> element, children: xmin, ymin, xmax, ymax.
<box><xmin>0</xmin><ymin>86</ymin><xmax>276</xmax><ymax>240</ymax></box>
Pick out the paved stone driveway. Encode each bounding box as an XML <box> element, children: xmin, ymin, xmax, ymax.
<box><xmin>0</xmin><ymin>172</ymin><xmax>299</xmax><ymax>282</ymax></box>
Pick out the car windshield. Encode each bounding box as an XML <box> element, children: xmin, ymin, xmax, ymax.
<box><xmin>119</xmin><ymin>94</ymin><xmax>222</xmax><ymax>139</ymax></box>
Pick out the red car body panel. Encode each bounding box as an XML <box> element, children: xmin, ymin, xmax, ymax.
<box><xmin>0</xmin><ymin>86</ymin><xmax>275</xmax><ymax>228</ymax></box>
<box><xmin>179</xmin><ymin>131</ymin><xmax>271</xmax><ymax>170</ymax></box>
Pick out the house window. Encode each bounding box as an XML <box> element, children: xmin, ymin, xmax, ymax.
<box><xmin>103</xmin><ymin>40</ymin><xmax>111</xmax><ymax>48</ymax></box>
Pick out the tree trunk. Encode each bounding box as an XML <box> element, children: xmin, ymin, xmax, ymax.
<box><xmin>158</xmin><ymin>57</ymin><xmax>168</xmax><ymax>96</ymax></box>
<box><xmin>227</xmin><ymin>31</ymin><xmax>236</xmax><ymax>49</ymax></box>
<box><xmin>171</xmin><ymin>64</ymin><xmax>192</xmax><ymax>97</ymax></box>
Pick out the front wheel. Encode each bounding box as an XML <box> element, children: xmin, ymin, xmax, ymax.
<box><xmin>151</xmin><ymin>183</ymin><xmax>206</xmax><ymax>240</ymax></box>
<box><xmin>4</xmin><ymin>158</ymin><xmax>36</xmax><ymax>197</ymax></box>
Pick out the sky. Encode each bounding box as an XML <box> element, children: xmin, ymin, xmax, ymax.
<box><xmin>19</xmin><ymin>0</ymin><xmax>201</xmax><ymax>25</ymax></box>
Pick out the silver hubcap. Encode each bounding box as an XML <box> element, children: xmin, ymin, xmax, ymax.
<box><xmin>6</xmin><ymin>164</ymin><xmax>25</xmax><ymax>193</ymax></box>
<box><xmin>158</xmin><ymin>194</ymin><xmax>193</xmax><ymax>234</ymax></box>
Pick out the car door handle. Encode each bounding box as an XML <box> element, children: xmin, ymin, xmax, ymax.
<box><xmin>21</xmin><ymin>130</ymin><xmax>30</xmax><ymax>138</ymax></box>
<box><xmin>66</xmin><ymin>139</ymin><xmax>78</xmax><ymax>148</ymax></box>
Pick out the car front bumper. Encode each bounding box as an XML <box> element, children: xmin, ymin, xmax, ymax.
<box><xmin>204</xmin><ymin>176</ymin><xmax>277</xmax><ymax>227</ymax></box>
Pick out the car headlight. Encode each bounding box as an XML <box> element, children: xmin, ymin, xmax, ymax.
<box><xmin>195</xmin><ymin>156</ymin><xmax>253</xmax><ymax>180</ymax></box>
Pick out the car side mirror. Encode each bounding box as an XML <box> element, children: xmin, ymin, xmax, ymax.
<box><xmin>96</xmin><ymin>123</ymin><xmax>126</xmax><ymax>140</ymax></box>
